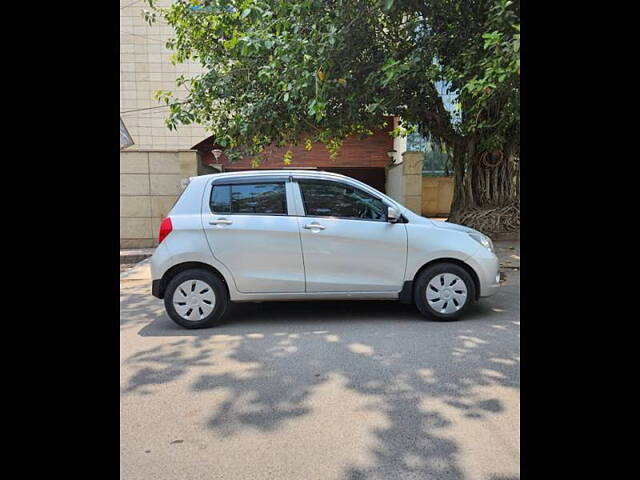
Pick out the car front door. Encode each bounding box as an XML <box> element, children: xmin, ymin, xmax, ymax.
<box><xmin>294</xmin><ymin>178</ymin><xmax>408</xmax><ymax>292</ymax></box>
<box><xmin>202</xmin><ymin>178</ymin><xmax>305</xmax><ymax>293</ymax></box>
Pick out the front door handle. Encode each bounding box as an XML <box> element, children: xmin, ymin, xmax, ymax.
<box><xmin>210</xmin><ymin>218</ymin><xmax>233</xmax><ymax>225</ymax></box>
<box><xmin>303</xmin><ymin>222</ymin><xmax>326</xmax><ymax>230</ymax></box>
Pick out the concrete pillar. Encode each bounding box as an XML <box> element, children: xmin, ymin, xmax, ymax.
<box><xmin>401</xmin><ymin>151</ymin><xmax>423</xmax><ymax>214</ymax></box>
<box><xmin>385</xmin><ymin>162</ymin><xmax>405</xmax><ymax>205</ymax></box>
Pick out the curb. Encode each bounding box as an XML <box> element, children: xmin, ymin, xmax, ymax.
<box><xmin>120</xmin><ymin>248</ymin><xmax>155</xmax><ymax>265</ymax></box>
<box><xmin>120</xmin><ymin>254</ymin><xmax>152</xmax><ymax>265</ymax></box>
<box><xmin>492</xmin><ymin>232</ymin><xmax>520</xmax><ymax>241</ymax></box>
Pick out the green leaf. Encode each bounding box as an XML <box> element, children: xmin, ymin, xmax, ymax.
<box><xmin>307</xmin><ymin>99</ymin><xmax>317</xmax><ymax>116</ymax></box>
<box><xmin>223</xmin><ymin>36</ymin><xmax>239</xmax><ymax>51</ymax></box>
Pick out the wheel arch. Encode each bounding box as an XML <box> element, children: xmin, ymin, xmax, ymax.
<box><xmin>156</xmin><ymin>261</ymin><xmax>229</xmax><ymax>299</ymax></box>
<box><xmin>411</xmin><ymin>258</ymin><xmax>481</xmax><ymax>302</ymax></box>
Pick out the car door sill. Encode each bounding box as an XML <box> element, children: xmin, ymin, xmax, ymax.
<box><xmin>230</xmin><ymin>291</ymin><xmax>401</xmax><ymax>302</ymax></box>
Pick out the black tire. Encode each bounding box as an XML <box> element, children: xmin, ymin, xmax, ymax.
<box><xmin>414</xmin><ymin>262</ymin><xmax>476</xmax><ymax>321</ymax></box>
<box><xmin>163</xmin><ymin>269</ymin><xmax>229</xmax><ymax>329</ymax></box>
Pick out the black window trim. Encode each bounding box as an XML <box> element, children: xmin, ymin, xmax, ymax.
<box><xmin>208</xmin><ymin>180</ymin><xmax>289</xmax><ymax>216</ymax></box>
<box><xmin>211</xmin><ymin>175</ymin><xmax>291</xmax><ymax>185</ymax></box>
<box><xmin>295</xmin><ymin>178</ymin><xmax>390</xmax><ymax>223</ymax></box>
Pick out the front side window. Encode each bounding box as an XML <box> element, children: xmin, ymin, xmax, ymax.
<box><xmin>210</xmin><ymin>182</ymin><xmax>287</xmax><ymax>215</ymax></box>
<box><xmin>298</xmin><ymin>180</ymin><xmax>387</xmax><ymax>221</ymax></box>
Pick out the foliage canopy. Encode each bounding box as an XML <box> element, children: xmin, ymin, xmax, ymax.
<box><xmin>145</xmin><ymin>0</ymin><xmax>520</xmax><ymax>230</ymax></box>
<box><xmin>146</xmin><ymin>0</ymin><xmax>519</xmax><ymax>162</ymax></box>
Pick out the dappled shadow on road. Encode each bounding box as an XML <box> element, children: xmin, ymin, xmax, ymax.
<box><xmin>119</xmin><ymin>280</ymin><xmax>164</xmax><ymax>332</ymax></box>
<box><xmin>121</xmin><ymin>278</ymin><xmax>520</xmax><ymax>479</ymax></box>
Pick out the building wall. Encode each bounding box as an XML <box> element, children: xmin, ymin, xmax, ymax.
<box><xmin>120</xmin><ymin>150</ymin><xmax>199</xmax><ymax>248</ymax></box>
<box><xmin>422</xmin><ymin>176</ymin><xmax>454</xmax><ymax>217</ymax></box>
<box><xmin>120</xmin><ymin>0</ymin><xmax>207</xmax><ymax>150</ymax></box>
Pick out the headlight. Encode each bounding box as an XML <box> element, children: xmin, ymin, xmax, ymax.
<box><xmin>469</xmin><ymin>233</ymin><xmax>494</xmax><ymax>252</ymax></box>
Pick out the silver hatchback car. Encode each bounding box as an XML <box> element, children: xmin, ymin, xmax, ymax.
<box><xmin>150</xmin><ymin>170</ymin><xmax>499</xmax><ymax>329</ymax></box>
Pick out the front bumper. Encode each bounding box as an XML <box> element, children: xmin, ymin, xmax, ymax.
<box><xmin>466</xmin><ymin>246</ymin><xmax>500</xmax><ymax>298</ymax></box>
<box><xmin>482</xmin><ymin>279</ymin><xmax>500</xmax><ymax>297</ymax></box>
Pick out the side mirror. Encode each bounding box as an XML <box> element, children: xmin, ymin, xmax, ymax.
<box><xmin>387</xmin><ymin>206</ymin><xmax>400</xmax><ymax>223</ymax></box>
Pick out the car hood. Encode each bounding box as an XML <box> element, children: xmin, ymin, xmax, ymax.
<box><xmin>430</xmin><ymin>219</ymin><xmax>481</xmax><ymax>236</ymax></box>
<box><xmin>399</xmin><ymin>209</ymin><xmax>483</xmax><ymax>236</ymax></box>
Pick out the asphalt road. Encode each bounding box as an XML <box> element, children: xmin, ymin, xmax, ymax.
<box><xmin>120</xmin><ymin>264</ymin><xmax>520</xmax><ymax>480</ymax></box>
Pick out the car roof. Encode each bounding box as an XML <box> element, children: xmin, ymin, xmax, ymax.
<box><xmin>194</xmin><ymin>169</ymin><xmax>354</xmax><ymax>181</ymax></box>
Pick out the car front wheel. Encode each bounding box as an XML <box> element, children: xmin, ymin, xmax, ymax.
<box><xmin>414</xmin><ymin>262</ymin><xmax>476</xmax><ymax>321</ymax></box>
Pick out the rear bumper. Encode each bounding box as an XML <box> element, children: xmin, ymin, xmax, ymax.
<box><xmin>150</xmin><ymin>243</ymin><xmax>170</xmax><ymax>299</ymax></box>
<box><xmin>151</xmin><ymin>279</ymin><xmax>163</xmax><ymax>299</ymax></box>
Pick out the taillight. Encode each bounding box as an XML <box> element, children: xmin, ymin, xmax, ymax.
<box><xmin>158</xmin><ymin>217</ymin><xmax>173</xmax><ymax>244</ymax></box>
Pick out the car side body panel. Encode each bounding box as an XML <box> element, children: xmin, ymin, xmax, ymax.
<box><xmin>149</xmin><ymin>215</ymin><xmax>237</xmax><ymax>291</ymax></box>
<box><xmin>404</xmin><ymin>222</ymin><xmax>478</xmax><ymax>281</ymax></box>
<box><xmin>200</xmin><ymin>176</ymin><xmax>307</xmax><ymax>294</ymax></box>
<box><xmin>203</xmin><ymin>214</ymin><xmax>307</xmax><ymax>293</ymax></box>
<box><xmin>296</xmin><ymin>216</ymin><xmax>408</xmax><ymax>292</ymax></box>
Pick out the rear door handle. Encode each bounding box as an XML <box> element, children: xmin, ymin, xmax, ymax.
<box><xmin>210</xmin><ymin>218</ymin><xmax>233</xmax><ymax>225</ymax></box>
<box><xmin>303</xmin><ymin>222</ymin><xmax>326</xmax><ymax>230</ymax></box>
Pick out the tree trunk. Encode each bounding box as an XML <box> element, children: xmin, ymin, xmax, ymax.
<box><xmin>447</xmin><ymin>143</ymin><xmax>520</xmax><ymax>234</ymax></box>
<box><xmin>449</xmin><ymin>138</ymin><xmax>471</xmax><ymax>214</ymax></box>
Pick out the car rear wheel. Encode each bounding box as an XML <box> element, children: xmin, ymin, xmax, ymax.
<box><xmin>414</xmin><ymin>262</ymin><xmax>476</xmax><ymax>321</ymax></box>
<box><xmin>163</xmin><ymin>269</ymin><xmax>229</xmax><ymax>329</ymax></box>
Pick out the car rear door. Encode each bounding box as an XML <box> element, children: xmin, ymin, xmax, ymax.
<box><xmin>293</xmin><ymin>178</ymin><xmax>407</xmax><ymax>292</ymax></box>
<box><xmin>201</xmin><ymin>176</ymin><xmax>305</xmax><ymax>293</ymax></box>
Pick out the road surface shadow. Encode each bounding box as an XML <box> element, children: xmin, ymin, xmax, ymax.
<box><xmin>131</xmin><ymin>295</ymin><xmax>508</xmax><ymax>338</ymax></box>
<box><xmin>121</xmin><ymin>277</ymin><xmax>520</xmax><ymax>479</ymax></box>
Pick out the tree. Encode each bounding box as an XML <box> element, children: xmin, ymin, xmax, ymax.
<box><xmin>145</xmin><ymin>0</ymin><xmax>520</xmax><ymax>232</ymax></box>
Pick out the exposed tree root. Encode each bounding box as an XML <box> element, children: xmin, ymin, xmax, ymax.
<box><xmin>447</xmin><ymin>202</ymin><xmax>520</xmax><ymax>235</ymax></box>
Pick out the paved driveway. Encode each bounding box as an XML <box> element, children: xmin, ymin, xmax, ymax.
<box><xmin>120</xmin><ymin>263</ymin><xmax>519</xmax><ymax>480</ymax></box>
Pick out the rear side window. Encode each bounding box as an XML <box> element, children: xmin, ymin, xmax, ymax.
<box><xmin>210</xmin><ymin>182</ymin><xmax>287</xmax><ymax>215</ymax></box>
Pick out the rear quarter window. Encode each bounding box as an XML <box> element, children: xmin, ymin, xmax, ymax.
<box><xmin>210</xmin><ymin>182</ymin><xmax>287</xmax><ymax>215</ymax></box>
<box><xmin>210</xmin><ymin>185</ymin><xmax>231</xmax><ymax>213</ymax></box>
